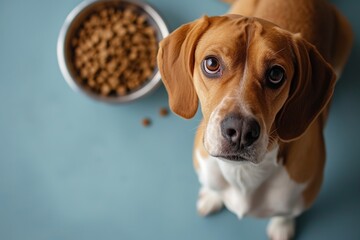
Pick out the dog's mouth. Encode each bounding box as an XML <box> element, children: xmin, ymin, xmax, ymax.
<box><xmin>203</xmin><ymin>132</ymin><xmax>265</xmax><ymax>164</ymax></box>
<box><xmin>212</xmin><ymin>154</ymin><xmax>252</xmax><ymax>162</ymax></box>
<box><xmin>205</xmin><ymin>142</ymin><xmax>257</xmax><ymax>163</ymax></box>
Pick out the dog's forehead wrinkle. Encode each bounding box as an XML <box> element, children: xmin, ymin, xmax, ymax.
<box><xmin>267</xmin><ymin>47</ymin><xmax>287</xmax><ymax>59</ymax></box>
<box><xmin>219</xmin><ymin>46</ymin><xmax>233</xmax><ymax>58</ymax></box>
<box><xmin>199</xmin><ymin>18</ymin><xmax>272</xmax><ymax>71</ymax></box>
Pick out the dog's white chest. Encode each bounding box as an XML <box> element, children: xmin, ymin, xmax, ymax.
<box><xmin>196</xmin><ymin>147</ymin><xmax>306</xmax><ymax>218</ymax></box>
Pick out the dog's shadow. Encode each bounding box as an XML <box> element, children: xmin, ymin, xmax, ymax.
<box><xmin>295</xmin><ymin>41</ymin><xmax>360</xmax><ymax>239</ymax></box>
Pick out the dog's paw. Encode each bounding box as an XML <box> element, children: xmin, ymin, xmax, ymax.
<box><xmin>267</xmin><ymin>217</ymin><xmax>295</xmax><ymax>240</ymax></box>
<box><xmin>196</xmin><ymin>187</ymin><xmax>223</xmax><ymax>217</ymax></box>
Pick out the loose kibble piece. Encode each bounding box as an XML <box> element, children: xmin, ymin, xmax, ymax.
<box><xmin>71</xmin><ymin>5</ymin><xmax>158</xmax><ymax>97</ymax></box>
<box><xmin>142</xmin><ymin>118</ymin><xmax>151</xmax><ymax>127</ymax></box>
<box><xmin>159</xmin><ymin>107</ymin><xmax>169</xmax><ymax>117</ymax></box>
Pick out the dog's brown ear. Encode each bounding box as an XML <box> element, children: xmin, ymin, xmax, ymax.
<box><xmin>157</xmin><ymin>17</ymin><xmax>210</xmax><ymax>119</ymax></box>
<box><xmin>276</xmin><ymin>34</ymin><xmax>336</xmax><ymax>142</ymax></box>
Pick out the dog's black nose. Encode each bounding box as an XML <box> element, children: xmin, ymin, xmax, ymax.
<box><xmin>221</xmin><ymin>114</ymin><xmax>260</xmax><ymax>149</ymax></box>
<box><xmin>242</xmin><ymin>118</ymin><xmax>261</xmax><ymax>147</ymax></box>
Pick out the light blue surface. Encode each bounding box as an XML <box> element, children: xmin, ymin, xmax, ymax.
<box><xmin>0</xmin><ymin>0</ymin><xmax>359</xmax><ymax>239</ymax></box>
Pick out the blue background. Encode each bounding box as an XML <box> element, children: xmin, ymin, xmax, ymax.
<box><xmin>0</xmin><ymin>0</ymin><xmax>359</xmax><ymax>239</ymax></box>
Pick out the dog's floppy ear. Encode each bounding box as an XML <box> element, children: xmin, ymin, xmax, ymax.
<box><xmin>157</xmin><ymin>16</ymin><xmax>210</xmax><ymax>119</ymax></box>
<box><xmin>276</xmin><ymin>34</ymin><xmax>336</xmax><ymax>142</ymax></box>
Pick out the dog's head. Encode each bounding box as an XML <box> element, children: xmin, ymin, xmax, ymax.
<box><xmin>157</xmin><ymin>15</ymin><xmax>336</xmax><ymax>164</ymax></box>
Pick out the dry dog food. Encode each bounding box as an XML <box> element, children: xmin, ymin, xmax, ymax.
<box><xmin>142</xmin><ymin>118</ymin><xmax>151</xmax><ymax>127</ymax></box>
<box><xmin>159</xmin><ymin>107</ymin><xmax>168</xmax><ymax>117</ymax></box>
<box><xmin>71</xmin><ymin>5</ymin><xmax>158</xmax><ymax>97</ymax></box>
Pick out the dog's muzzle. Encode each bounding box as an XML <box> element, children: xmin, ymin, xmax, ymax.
<box><xmin>216</xmin><ymin>113</ymin><xmax>261</xmax><ymax>161</ymax></box>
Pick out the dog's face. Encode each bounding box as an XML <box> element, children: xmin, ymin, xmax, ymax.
<box><xmin>158</xmin><ymin>15</ymin><xmax>335</xmax><ymax>164</ymax></box>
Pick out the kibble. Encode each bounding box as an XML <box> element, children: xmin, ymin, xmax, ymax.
<box><xmin>159</xmin><ymin>107</ymin><xmax>169</xmax><ymax>117</ymax></box>
<box><xmin>142</xmin><ymin>118</ymin><xmax>151</xmax><ymax>127</ymax></box>
<box><xmin>71</xmin><ymin>5</ymin><xmax>158</xmax><ymax>97</ymax></box>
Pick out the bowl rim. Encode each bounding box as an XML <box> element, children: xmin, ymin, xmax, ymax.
<box><xmin>57</xmin><ymin>0</ymin><xmax>169</xmax><ymax>103</ymax></box>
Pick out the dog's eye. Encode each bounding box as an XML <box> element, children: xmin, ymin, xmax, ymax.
<box><xmin>266</xmin><ymin>66</ymin><xmax>285</xmax><ymax>87</ymax></box>
<box><xmin>202</xmin><ymin>56</ymin><xmax>222</xmax><ymax>78</ymax></box>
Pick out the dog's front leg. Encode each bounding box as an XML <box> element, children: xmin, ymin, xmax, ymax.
<box><xmin>195</xmin><ymin>155</ymin><xmax>226</xmax><ymax>216</ymax></box>
<box><xmin>267</xmin><ymin>216</ymin><xmax>295</xmax><ymax>240</ymax></box>
<box><xmin>196</xmin><ymin>186</ymin><xmax>223</xmax><ymax>217</ymax></box>
<box><xmin>194</xmin><ymin>147</ymin><xmax>228</xmax><ymax>216</ymax></box>
<box><xmin>193</xmin><ymin>123</ymin><xmax>228</xmax><ymax>216</ymax></box>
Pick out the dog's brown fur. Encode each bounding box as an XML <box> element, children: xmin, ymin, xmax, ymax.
<box><xmin>157</xmin><ymin>0</ymin><xmax>353</xmax><ymax>238</ymax></box>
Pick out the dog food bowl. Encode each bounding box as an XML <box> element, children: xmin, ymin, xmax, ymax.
<box><xmin>57</xmin><ymin>0</ymin><xmax>169</xmax><ymax>103</ymax></box>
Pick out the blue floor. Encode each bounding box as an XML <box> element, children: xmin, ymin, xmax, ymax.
<box><xmin>0</xmin><ymin>0</ymin><xmax>359</xmax><ymax>239</ymax></box>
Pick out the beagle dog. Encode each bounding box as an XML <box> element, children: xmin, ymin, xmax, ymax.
<box><xmin>157</xmin><ymin>0</ymin><xmax>353</xmax><ymax>239</ymax></box>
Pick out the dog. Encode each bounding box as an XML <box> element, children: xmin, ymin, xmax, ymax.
<box><xmin>157</xmin><ymin>0</ymin><xmax>353</xmax><ymax>239</ymax></box>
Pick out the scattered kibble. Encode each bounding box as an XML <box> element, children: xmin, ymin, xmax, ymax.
<box><xmin>71</xmin><ymin>5</ymin><xmax>158</xmax><ymax>97</ymax></box>
<box><xmin>142</xmin><ymin>118</ymin><xmax>151</xmax><ymax>127</ymax></box>
<box><xmin>159</xmin><ymin>107</ymin><xmax>169</xmax><ymax>117</ymax></box>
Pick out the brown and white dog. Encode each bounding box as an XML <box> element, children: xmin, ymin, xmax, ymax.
<box><xmin>157</xmin><ymin>0</ymin><xmax>353</xmax><ymax>239</ymax></box>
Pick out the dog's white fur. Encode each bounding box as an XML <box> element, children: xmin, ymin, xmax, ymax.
<box><xmin>201</xmin><ymin>94</ymin><xmax>304</xmax><ymax>238</ymax></box>
<box><xmin>196</xmin><ymin>144</ymin><xmax>306</xmax><ymax>238</ymax></box>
